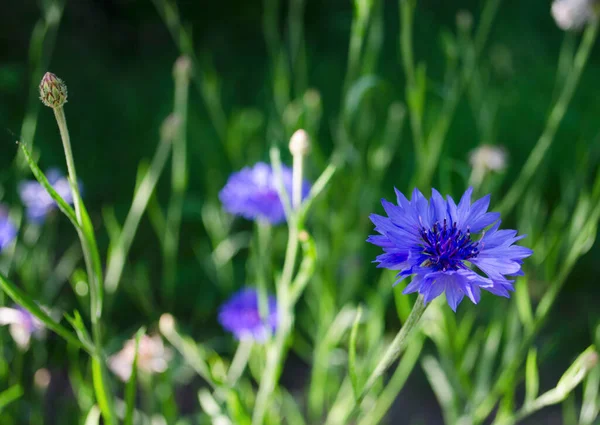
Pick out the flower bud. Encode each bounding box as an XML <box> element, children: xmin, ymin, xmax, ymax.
<box><xmin>159</xmin><ymin>313</ymin><xmax>176</xmax><ymax>334</ymax></box>
<box><xmin>173</xmin><ymin>56</ymin><xmax>192</xmax><ymax>81</ymax></box>
<box><xmin>39</xmin><ymin>72</ymin><xmax>67</xmax><ymax>108</ymax></box>
<box><xmin>456</xmin><ymin>10</ymin><xmax>473</xmax><ymax>32</ymax></box>
<box><xmin>34</xmin><ymin>368</ymin><xmax>51</xmax><ymax>390</ymax></box>
<box><xmin>289</xmin><ymin>129</ymin><xmax>311</xmax><ymax>157</ymax></box>
<box><xmin>551</xmin><ymin>0</ymin><xmax>600</xmax><ymax>31</ymax></box>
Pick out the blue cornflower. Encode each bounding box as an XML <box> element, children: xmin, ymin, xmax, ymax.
<box><xmin>0</xmin><ymin>207</ymin><xmax>17</xmax><ymax>251</ymax></box>
<box><xmin>219</xmin><ymin>162</ymin><xmax>310</xmax><ymax>224</ymax></box>
<box><xmin>218</xmin><ymin>288</ymin><xmax>278</xmax><ymax>342</ymax></box>
<box><xmin>18</xmin><ymin>169</ymin><xmax>74</xmax><ymax>222</ymax></box>
<box><xmin>368</xmin><ymin>187</ymin><xmax>533</xmax><ymax>311</ymax></box>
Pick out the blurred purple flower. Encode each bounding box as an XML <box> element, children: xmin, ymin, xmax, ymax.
<box><xmin>219</xmin><ymin>162</ymin><xmax>310</xmax><ymax>224</ymax></box>
<box><xmin>0</xmin><ymin>305</ymin><xmax>45</xmax><ymax>350</ymax></box>
<box><xmin>368</xmin><ymin>187</ymin><xmax>533</xmax><ymax>311</ymax></box>
<box><xmin>218</xmin><ymin>288</ymin><xmax>278</xmax><ymax>342</ymax></box>
<box><xmin>18</xmin><ymin>168</ymin><xmax>74</xmax><ymax>222</ymax></box>
<box><xmin>0</xmin><ymin>207</ymin><xmax>17</xmax><ymax>251</ymax></box>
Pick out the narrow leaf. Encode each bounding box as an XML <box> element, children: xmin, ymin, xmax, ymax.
<box><xmin>525</xmin><ymin>348</ymin><xmax>539</xmax><ymax>405</ymax></box>
<box><xmin>0</xmin><ymin>272</ymin><xmax>93</xmax><ymax>355</ymax></box>
<box><xmin>0</xmin><ymin>385</ymin><xmax>23</xmax><ymax>412</ymax></box>
<box><xmin>349</xmin><ymin>305</ymin><xmax>363</xmax><ymax>398</ymax></box>
<box><xmin>19</xmin><ymin>142</ymin><xmax>79</xmax><ymax>229</ymax></box>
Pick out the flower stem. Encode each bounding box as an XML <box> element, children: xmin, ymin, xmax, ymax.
<box><xmin>52</xmin><ymin>106</ymin><xmax>115</xmax><ymax>425</ymax></box>
<box><xmin>252</xmin><ymin>147</ymin><xmax>303</xmax><ymax>425</ymax></box>
<box><xmin>357</xmin><ymin>295</ymin><xmax>427</xmax><ymax>403</ymax></box>
<box><xmin>163</xmin><ymin>59</ymin><xmax>191</xmax><ymax>305</ymax></box>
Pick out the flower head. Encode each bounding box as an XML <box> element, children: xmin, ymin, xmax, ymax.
<box><xmin>368</xmin><ymin>188</ymin><xmax>533</xmax><ymax>311</ymax></box>
<box><xmin>19</xmin><ymin>169</ymin><xmax>74</xmax><ymax>222</ymax></box>
<box><xmin>551</xmin><ymin>0</ymin><xmax>600</xmax><ymax>31</ymax></box>
<box><xmin>219</xmin><ymin>162</ymin><xmax>310</xmax><ymax>224</ymax></box>
<box><xmin>0</xmin><ymin>305</ymin><xmax>45</xmax><ymax>350</ymax></box>
<box><xmin>39</xmin><ymin>72</ymin><xmax>68</xmax><ymax>108</ymax></box>
<box><xmin>0</xmin><ymin>207</ymin><xmax>17</xmax><ymax>251</ymax></box>
<box><xmin>108</xmin><ymin>334</ymin><xmax>173</xmax><ymax>382</ymax></box>
<box><xmin>218</xmin><ymin>288</ymin><xmax>278</xmax><ymax>342</ymax></box>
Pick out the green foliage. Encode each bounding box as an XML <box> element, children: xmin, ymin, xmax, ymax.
<box><xmin>1</xmin><ymin>0</ymin><xmax>600</xmax><ymax>424</ymax></box>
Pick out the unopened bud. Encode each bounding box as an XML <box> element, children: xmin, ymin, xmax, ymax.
<box><xmin>289</xmin><ymin>129</ymin><xmax>311</xmax><ymax>157</ymax></box>
<box><xmin>303</xmin><ymin>89</ymin><xmax>321</xmax><ymax>109</ymax></box>
<box><xmin>456</xmin><ymin>10</ymin><xmax>473</xmax><ymax>32</ymax></box>
<box><xmin>34</xmin><ymin>368</ymin><xmax>51</xmax><ymax>390</ymax></box>
<box><xmin>159</xmin><ymin>313</ymin><xmax>176</xmax><ymax>334</ymax></box>
<box><xmin>173</xmin><ymin>56</ymin><xmax>192</xmax><ymax>81</ymax></box>
<box><xmin>551</xmin><ymin>0</ymin><xmax>599</xmax><ymax>31</ymax></box>
<box><xmin>39</xmin><ymin>72</ymin><xmax>68</xmax><ymax>108</ymax></box>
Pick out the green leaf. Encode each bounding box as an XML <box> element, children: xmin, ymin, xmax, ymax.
<box><xmin>0</xmin><ymin>272</ymin><xmax>94</xmax><ymax>355</ymax></box>
<box><xmin>349</xmin><ymin>305</ymin><xmax>363</xmax><ymax>398</ymax></box>
<box><xmin>515</xmin><ymin>277</ymin><xmax>533</xmax><ymax>331</ymax></box>
<box><xmin>19</xmin><ymin>142</ymin><xmax>79</xmax><ymax>229</ymax></box>
<box><xmin>579</xmin><ymin>362</ymin><xmax>600</xmax><ymax>425</ymax></box>
<box><xmin>64</xmin><ymin>309</ymin><xmax>94</xmax><ymax>351</ymax></box>
<box><xmin>84</xmin><ymin>405</ymin><xmax>101</xmax><ymax>425</ymax></box>
<box><xmin>0</xmin><ymin>385</ymin><xmax>23</xmax><ymax>412</ymax></box>
<box><xmin>422</xmin><ymin>355</ymin><xmax>458</xmax><ymax>424</ymax></box>
<box><xmin>525</xmin><ymin>348</ymin><xmax>539</xmax><ymax>405</ymax></box>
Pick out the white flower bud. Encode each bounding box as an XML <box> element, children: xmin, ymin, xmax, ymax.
<box><xmin>289</xmin><ymin>129</ymin><xmax>311</xmax><ymax>157</ymax></box>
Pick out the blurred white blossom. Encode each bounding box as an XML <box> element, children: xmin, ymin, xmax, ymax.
<box><xmin>551</xmin><ymin>0</ymin><xmax>599</xmax><ymax>31</ymax></box>
<box><xmin>109</xmin><ymin>334</ymin><xmax>172</xmax><ymax>382</ymax></box>
<box><xmin>0</xmin><ymin>306</ymin><xmax>45</xmax><ymax>350</ymax></box>
<box><xmin>469</xmin><ymin>144</ymin><xmax>508</xmax><ymax>188</ymax></box>
<box><xmin>469</xmin><ymin>144</ymin><xmax>507</xmax><ymax>172</ymax></box>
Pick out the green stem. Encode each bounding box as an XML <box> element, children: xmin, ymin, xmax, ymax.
<box><xmin>399</xmin><ymin>0</ymin><xmax>424</xmax><ymax>162</ymax></box>
<box><xmin>251</xmin><ymin>222</ymin><xmax>299</xmax><ymax>425</ymax></box>
<box><xmin>252</xmin><ymin>147</ymin><xmax>304</xmax><ymax>425</ymax></box>
<box><xmin>52</xmin><ymin>106</ymin><xmax>115</xmax><ymax>425</ymax></box>
<box><xmin>497</xmin><ymin>21</ymin><xmax>599</xmax><ymax>216</ymax></box>
<box><xmin>356</xmin><ymin>295</ymin><xmax>427</xmax><ymax>404</ymax></box>
<box><xmin>104</xmin><ymin>124</ymin><xmax>174</xmax><ymax>294</ymax></box>
<box><xmin>227</xmin><ymin>339</ymin><xmax>253</xmax><ymax>386</ymax></box>
<box><xmin>163</xmin><ymin>61</ymin><xmax>191</xmax><ymax>305</ymax></box>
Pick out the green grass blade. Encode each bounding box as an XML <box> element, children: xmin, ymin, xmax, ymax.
<box><xmin>19</xmin><ymin>142</ymin><xmax>80</xmax><ymax>229</ymax></box>
<box><xmin>0</xmin><ymin>385</ymin><xmax>24</xmax><ymax>412</ymax></box>
<box><xmin>349</xmin><ymin>305</ymin><xmax>363</xmax><ymax>398</ymax></box>
<box><xmin>0</xmin><ymin>272</ymin><xmax>94</xmax><ymax>355</ymax></box>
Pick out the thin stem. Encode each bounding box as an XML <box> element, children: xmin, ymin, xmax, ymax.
<box><xmin>227</xmin><ymin>339</ymin><xmax>253</xmax><ymax>386</ymax></box>
<box><xmin>163</xmin><ymin>61</ymin><xmax>191</xmax><ymax>305</ymax></box>
<box><xmin>292</xmin><ymin>154</ymin><xmax>304</xmax><ymax>209</ymax></box>
<box><xmin>105</xmin><ymin>128</ymin><xmax>174</xmax><ymax>294</ymax></box>
<box><xmin>356</xmin><ymin>295</ymin><xmax>427</xmax><ymax>404</ymax></box>
<box><xmin>52</xmin><ymin>106</ymin><xmax>115</xmax><ymax>425</ymax></box>
<box><xmin>252</xmin><ymin>222</ymin><xmax>299</xmax><ymax>425</ymax></box>
<box><xmin>497</xmin><ymin>21</ymin><xmax>599</xmax><ymax>216</ymax></box>
<box><xmin>252</xmin><ymin>148</ymin><xmax>303</xmax><ymax>425</ymax></box>
<box><xmin>399</xmin><ymin>0</ymin><xmax>424</xmax><ymax>162</ymax></box>
<box><xmin>255</xmin><ymin>221</ymin><xmax>272</xmax><ymax>321</ymax></box>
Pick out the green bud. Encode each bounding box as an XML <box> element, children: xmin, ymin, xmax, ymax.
<box><xmin>39</xmin><ymin>72</ymin><xmax>68</xmax><ymax>108</ymax></box>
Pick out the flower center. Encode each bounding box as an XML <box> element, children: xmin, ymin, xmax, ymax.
<box><xmin>419</xmin><ymin>219</ymin><xmax>480</xmax><ymax>271</ymax></box>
